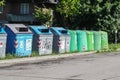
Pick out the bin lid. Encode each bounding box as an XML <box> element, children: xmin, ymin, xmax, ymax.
<box><xmin>5</xmin><ymin>24</ymin><xmax>32</xmax><ymax>34</ymax></box>
<box><xmin>77</xmin><ymin>30</ymin><xmax>86</xmax><ymax>34</ymax></box>
<box><xmin>0</xmin><ymin>26</ymin><xmax>6</xmax><ymax>34</ymax></box>
<box><xmin>50</xmin><ymin>27</ymin><xmax>69</xmax><ymax>35</ymax></box>
<box><xmin>29</xmin><ymin>25</ymin><xmax>52</xmax><ymax>35</ymax></box>
<box><xmin>93</xmin><ymin>31</ymin><xmax>101</xmax><ymax>35</ymax></box>
<box><xmin>100</xmin><ymin>31</ymin><xmax>107</xmax><ymax>34</ymax></box>
<box><xmin>86</xmin><ymin>31</ymin><xmax>93</xmax><ymax>35</ymax></box>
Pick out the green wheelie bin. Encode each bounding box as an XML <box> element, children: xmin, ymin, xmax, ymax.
<box><xmin>77</xmin><ymin>30</ymin><xmax>87</xmax><ymax>52</ymax></box>
<box><xmin>68</xmin><ymin>30</ymin><xmax>77</xmax><ymax>52</ymax></box>
<box><xmin>93</xmin><ymin>31</ymin><xmax>101</xmax><ymax>50</ymax></box>
<box><xmin>101</xmin><ymin>31</ymin><xmax>109</xmax><ymax>49</ymax></box>
<box><xmin>86</xmin><ymin>31</ymin><xmax>94</xmax><ymax>51</ymax></box>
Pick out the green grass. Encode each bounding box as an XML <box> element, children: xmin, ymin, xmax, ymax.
<box><xmin>96</xmin><ymin>43</ymin><xmax>120</xmax><ymax>53</ymax></box>
<box><xmin>30</xmin><ymin>51</ymin><xmax>39</xmax><ymax>57</ymax></box>
<box><xmin>0</xmin><ymin>51</ymin><xmax>79</xmax><ymax>60</ymax></box>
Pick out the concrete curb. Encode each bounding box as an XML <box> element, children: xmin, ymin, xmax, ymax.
<box><xmin>0</xmin><ymin>51</ymin><xmax>96</xmax><ymax>67</ymax></box>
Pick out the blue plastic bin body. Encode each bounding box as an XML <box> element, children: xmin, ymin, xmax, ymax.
<box><xmin>29</xmin><ymin>25</ymin><xmax>53</xmax><ymax>55</ymax></box>
<box><xmin>50</xmin><ymin>27</ymin><xmax>70</xmax><ymax>53</ymax></box>
<box><xmin>5</xmin><ymin>24</ymin><xmax>33</xmax><ymax>56</ymax></box>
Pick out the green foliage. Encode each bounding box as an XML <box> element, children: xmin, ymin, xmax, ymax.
<box><xmin>31</xmin><ymin>52</ymin><xmax>39</xmax><ymax>57</ymax></box>
<box><xmin>56</xmin><ymin>0</ymin><xmax>120</xmax><ymax>43</ymax></box>
<box><xmin>109</xmin><ymin>43</ymin><xmax>118</xmax><ymax>50</ymax></box>
<box><xmin>56</xmin><ymin>0</ymin><xmax>81</xmax><ymax>18</ymax></box>
<box><xmin>33</xmin><ymin>6</ymin><xmax>52</xmax><ymax>25</ymax></box>
<box><xmin>96</xmin><ymin>43</ymin><xmax>120</xmax><ymax>53</ymax></box>
<box><xmin>0</xmin><ymin>0</ymin><xmax>4</xmax><ymax>6</ymax></box>
<box><xmin>0</xmin><ymin>0</ymin><xmax>4</xmax><ymax>14</ymax></box>
<box><xmin>5</xmin><ymin>54</ymin><xmax>15</xmax><ymax>59</ymax></box>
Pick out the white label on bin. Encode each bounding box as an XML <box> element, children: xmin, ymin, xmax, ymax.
<box><xmin>0</xmin><ymin>41</ymin><xmax>3</xmax><ymax>48</ymax></box>
<box><xmin>26</xmin><ymin>39</ymin><xmax>32</xmax><ymax>50</ymax></box>
<box><xmin>61</xmin><ymin>40</ymin><xmax>65</xmax><ymax>49</ymax></box>
<box><xmin>20</xmin><ymin>41</ymin><xmax>23</xmax><ymax>48</ymax></box>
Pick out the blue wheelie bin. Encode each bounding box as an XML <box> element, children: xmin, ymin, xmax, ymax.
<box><xmin>0</xmin><ymin>26</ymin><xmax>7</xmax><ymax>58</ymax></box>
<box><xmin>5</xmin><ymin>24</ymin><xmax>33</xmax><ymax>56</ymax></box>
<box><xmin>50</xmin><ymin>27</ymin><xmax>70</xmax><ymax>53</ymax></box>
<box><xmin>29</xmin><ymin>25</ymin><xmax>53</xmax><ymax>55</ymax></box>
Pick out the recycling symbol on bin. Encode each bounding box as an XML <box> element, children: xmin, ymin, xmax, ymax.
<box><xmin>20</xmin><ymin>41</ymin><xmax>23</xmax><ymax>48</ymax></box>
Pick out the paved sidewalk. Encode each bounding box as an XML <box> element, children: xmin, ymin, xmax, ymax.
<box><xmin>0</xmin><ymin>51</ymin><xmax>96</xmax><ymax>67</ymax></box>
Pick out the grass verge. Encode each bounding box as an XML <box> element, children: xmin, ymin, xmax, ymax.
<box><xmin>0</xmin><ymin>51</ymin><xmax>79</xmax><ymax>60</ymax></box>
<box><xmin>96</xmin><ymin>43</ymin><xmax>120</xmax><ymax>53</ymax></box>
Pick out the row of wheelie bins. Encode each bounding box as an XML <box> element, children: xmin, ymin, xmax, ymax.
<box><xmin>69</xmin><ymin>30</ymin><xmax>109</xmax><ymax>52</ymax></box>
<box><xmin>0</xmin><ymin>24</ymin><xmax>71</xmax><ymax>58</ymax></box>
<box><xmin>0</xmin><ymin>24</ymin><xmax>108</xmax><ymax>58</ymax></box>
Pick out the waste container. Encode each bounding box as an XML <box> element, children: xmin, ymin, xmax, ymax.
<box><xmin>50</xmin><ymin>27</ymin><xmax>70</xmax><ymax>53</ymax></box>
<box><xmin>0</xmin><ymin>26</ymin><xmax>7</xmax><ymax>58</ymax></box>
<box><xmin>101</xmin><ymin>31</ymin><xmax>109</xmax><ymax>49</ymax></box>
<box><xmin>29</xmin><ymin>26</ymin><xmax>53</xmax><ymax>55</ymax></box>
<box><xmin>93</xmin><ymin>31</ymin><xmax>101</xmax><ymax>50</ymax></box>
<box><xmin>68</xmin><ymin>30</ymin><xmax>77</xmax><ymax>52</ymax></box>
<box><xmin>86</xmin><ymin>31</ymin><xmax>94</xmax><ymax>51</ymax></box>
<box><xmin>77</xmin><ymin>30</ymin><xmax>87</xmax><ymax>52</ymax></box>
<box><xmin>5</xmin><ymin>24</ymin><xmax>33</xmax><ymax>56</ymax></box>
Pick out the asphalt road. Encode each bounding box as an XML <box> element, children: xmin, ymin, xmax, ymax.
<box><xmin>0</xmin><ymin>52</ymin><xmax>120</xmax><ymax>80</ymax></box>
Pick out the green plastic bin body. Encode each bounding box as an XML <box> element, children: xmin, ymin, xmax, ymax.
<box><xmin>101</xmin><ymin>31</ymin><xmax>109</xmax><ymax>49</ymax></box>
<box><xmin>86</xmin><ymin>31</ymin><xmax>94</xmax><ymax>51</ymax></box>
<box><xmin>77</xmin><ymin>30</ymin><xmax>87</xmax><ymax>52</ymax></box>
<box><xmin>93</xmin><ymin>31</ymin><xmax>101</xmax><ymax>50</ymax></box>
<box><xmin>68</xmin><ymin>30</ymin><xmax>77</xmax><ymax>52</ymax></box>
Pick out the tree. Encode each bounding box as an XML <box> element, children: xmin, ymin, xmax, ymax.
<box><xmin>93</xmin><ymin>0</ymin><xmax>120</xmax><ymax>42</ymax></box>
<box><xmin>78</xmin><ymin>0</ymin><xmax>120</xmax><ymax>42</ymax></box>
<box><xmin>0</xmin><ymin>0</ymin><xmax>4</xmax><ymax>14</ymax></box>
<box><xmin>56</xmin><ymin>0</ymin><xmax>120</xmax><ymax>42</ymax></box>
<box><xmin>33</xmin><ymin>6</ymin><xmax>52</xmax><ymax>26</ymax></box>
<box><xmin>56</xmin><ymin>0</ymin><xmax>81</xmax><ymax>28</ymax></box>
<box><xmin>0</xmin><ymin>0</ymin><xmax>4</xmax><ymax>6</ymax></box>
<box><xmin>57</xmin><ymin>0</ymin><xmax>81</xmax><ymax>17</ymax></box>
